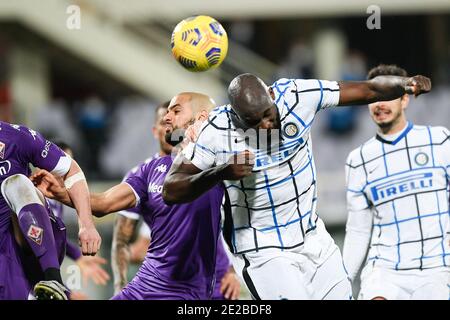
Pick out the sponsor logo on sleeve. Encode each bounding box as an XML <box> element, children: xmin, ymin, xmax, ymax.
<box><xmin>41</xmin><ymin>140</ymin><xmax>52</xmax><ymax>158</ymax></box>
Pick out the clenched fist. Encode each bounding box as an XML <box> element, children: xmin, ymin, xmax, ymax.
<box><xmin>404</xmin><ymin>75</ymin><xmax>431</xmax><ymax>97</ymax></box>
<box><xmin>78</xmin><ymin>223</ymin><xmax>102</xmax><ymax>256</ymax></box>
<box><xmin>220</xmin><ymin>150</ymin><xmax>255</xmax><ymax>180</ymax></box>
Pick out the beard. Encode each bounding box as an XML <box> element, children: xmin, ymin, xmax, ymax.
<box><xmin>375</xmin><ymin>109</ymin><xmax>402</xmax><ymax>130</ymax></box>
<box><xmin>164</xmin><ymin>118</ymin><xmax>195</xmax><ymax>147</ymax></box>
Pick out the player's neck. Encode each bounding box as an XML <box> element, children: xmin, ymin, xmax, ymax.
<box><xmin>378</xmin><ymin>118</ymin><xmax>408</xmax><ymax>136</ymax></box>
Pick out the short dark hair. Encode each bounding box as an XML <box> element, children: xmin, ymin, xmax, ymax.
<box><xmin>155</xmin><ymin>101</ymin><xmax>170</xmax><ymax>116</ymax></box>
<box><xmin>155</xmin><ymin>100</ymin><xmax>170</xmax><ymax>123</ymax></box>
<box><xmin>51</xmin><ymin>139</ymin><xmax>71</xmax><ymax>152</ymax></box>
<box><xmin>367</xmin><ymin>64</ymin><xmax>408</xmax><ymax>80</ymax></box>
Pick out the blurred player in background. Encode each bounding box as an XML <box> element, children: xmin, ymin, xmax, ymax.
<box><xmin>33</xmin><ymin>94</ymin><xmax>239</xmax><ymax>300</ymax></box>
<box><xmin>0</xmin><ymin>122</ymin><xmax>101</xmax><ymax>300</ymax></box>
<box><xmin>48</xmin><ymin>140</ymin><xmax>110</xmax><ymax>299</ymax></box>
<box><xmin>113</xmin><ymin>101</ymin><xmax>240</xmax><ymax>300</ymax></box>
<box><xmin>163</xmin><ymin>72</ymin><xmax>431</xmax><ymax>300</ymax></box>
<box><xmin>343</xmin><ymin>64</ymin><xmax>449</xmax><ymax>300</ymax></box>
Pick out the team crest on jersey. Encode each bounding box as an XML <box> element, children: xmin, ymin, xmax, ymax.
<box><xmin>414</xmin><ymin>152</ymin><xmax>429</xmax><ymax>166</ymax></box>
<box><xmin>155</xmin><ymin>164</ymin><xmax>167</xmax><ymax>173</ymax></box>
<box><xmin>282</xmin><ymin>122</ymin><xmax>299</xmax><ymax>138</ymax></box>
<box><xmin>27</xmin><ymin>225</ymin><xmax>44</xmax><ymax>245</ymax></box>
<box><xmin>0</xmin><ymin>141</ymin><xmax>5</xmax><ymax>159</ymax></box>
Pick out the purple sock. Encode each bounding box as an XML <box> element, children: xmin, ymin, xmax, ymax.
<box><xmin>18</xmin><ymin>203</ymin><xmax>61</xmax><ymax>278</ymax></box>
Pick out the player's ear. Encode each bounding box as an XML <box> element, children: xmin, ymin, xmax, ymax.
<box><xmin>196</xmin><ymin>110</ymin><xmax>208</xmax><ymax>121</ymax></box>
<box><xmin>269</xmin><ymin>87</ymin><xmax>275</xmax><ymax>100</ymax></box>
<box><xmin>401</xmin><ymin>94</ymin><xmax>409</xmax><ymax>110</ymax></box>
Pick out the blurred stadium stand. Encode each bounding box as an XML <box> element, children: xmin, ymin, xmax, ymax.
<box><xmin>0</xmin><ymin>0</ymin><xmax>448</xmax><ymax>299</ymax></box>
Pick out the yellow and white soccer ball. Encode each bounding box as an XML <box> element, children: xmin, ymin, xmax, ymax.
<box><xmin>171</xmin><ymin>15</ymin><xmax>228</xmax><ymax>72</ymax></box>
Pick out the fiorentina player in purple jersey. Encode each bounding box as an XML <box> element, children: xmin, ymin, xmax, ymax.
<box><xmin>112</xmin><ymin>101</ymin><xmax>240</xmax><ymax>300</ymax></box>
<box><xmin>0</xmin><ymin>122</ymin><xmax>101</xmax><ymax>300</ymax></box>
<box><xmin>32</xmin><ymin>93</ymin><xmax>239</xmax><ymax>300</ymax></box>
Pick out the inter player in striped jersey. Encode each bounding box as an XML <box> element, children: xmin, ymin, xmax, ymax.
<box><xmin>163</xmin><ymin>72</ymin><xmax>431</xmax><ymax>299</ymax></box>
<box><xmin>343</xmin><ymin>64</ymin><xmax>449</xmax><ymax>300</ymax></box>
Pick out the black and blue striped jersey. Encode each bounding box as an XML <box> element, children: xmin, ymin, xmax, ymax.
<box><xmin>183</xmin><ymin>78</ymin><xmax>340</xmax><ymax>254</ymax></box>
<box><xmin>346</xmin><ymin>123</ymin><xmax>450</xmax><ymax>270</ymax></box>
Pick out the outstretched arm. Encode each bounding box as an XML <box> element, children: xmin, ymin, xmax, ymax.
<box><xmin>338</xmin><ymin>75</ymin><xmax>431</xmax><ymax>106</ymax></box>
<box><xmin>31</xmin><ymin>169</ymin><xmax>137</xmax><ymax>217</ymax></box>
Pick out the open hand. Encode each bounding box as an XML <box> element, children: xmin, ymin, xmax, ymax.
<box><xmin>77</xmin><ymin>255</ymin><xmax>110</xmax><ymax>286</ymax></box>
<box><xmin>30</xmin><ymin>169</ymin><xmax>69</xmax><ymax>203</ymax></box>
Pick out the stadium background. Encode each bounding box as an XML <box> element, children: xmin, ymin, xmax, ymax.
<box><xmin>0</xmin><ymin>0</ymin><xmax>448</xmax><ymax>299</ymax></box>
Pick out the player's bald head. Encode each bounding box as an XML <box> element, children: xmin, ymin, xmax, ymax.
<box><xmin>228</xmin><ymin>73</ymin><xmax>276</xmax><ymax>128</ymax></box>
<box><xmin>187</xmin><ymin>92</ymin><xmax>216</xmax><ymax>115</ymax></box>
<box><xmin>169</xmin><ymin>92</ymin><xmax>215</xmax><ymax>117</ymax></box>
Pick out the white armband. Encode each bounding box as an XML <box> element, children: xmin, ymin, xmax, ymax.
<box><xmin>64</xmin><ymin>171</ymin><xmax>86</xmax><ymax>189</ymax></box>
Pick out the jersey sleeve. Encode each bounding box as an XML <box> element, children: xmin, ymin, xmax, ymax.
<box><xmin>118</xmin><ymin>207</ymin><xmax>141</xmax><ymax>220</ymax></box>
<box><xmin>182</xmin><ymin>119</ymin><xmax>218</xmax><ymax>170</ymax></box>
<box><xmin>138</xmin><ymin>222</ymin><xmax>151</xmax><ymax>239</ymax></box>
<box><xmin>17</xmin><ymin>125</ymin><xmax>71</xmax><ymax>176</ymax></box>
<box><xmin>292</xmin><ymin>79</ymin><xmax>340</xmax><ymax>112</ymax></box>
<box><xmin>124</xmin><ymin>162</ymin><xmax>150</xmax><ymax>207</ymax></box>
<box><xmin>343</xmin><ymin>149</ymin><xmax>373</xmax><ymax>280</ymax></box>
<box><xmin>439</xmin><ymin>127</ymin><xmax>450</xmax><ymax>182</ymax></box>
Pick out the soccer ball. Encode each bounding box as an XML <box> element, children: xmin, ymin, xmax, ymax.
<box><xmin>171</xmin><ymin>15</ymin><xmax>228</xmax><ymax>72</ymax></box>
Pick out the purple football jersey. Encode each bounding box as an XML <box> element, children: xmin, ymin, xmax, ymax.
<box><xmin>122</xmin><ymin>155</ymin><xmax>224</xmax><ymax>299</ymax></box>
<box><xmin>0</xmin><ymin>122</ymin><xmax>69</xmax><ymax>235</ymax></box>
<box><xmin>211</xmin><ymin>234</ymin><xmax>232</xmax><ymax>299</ymax></box>
<box><xmin>0</xmin><ymin>121</ymin><xmax>70</xmax><ymax>299</ymax></box>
